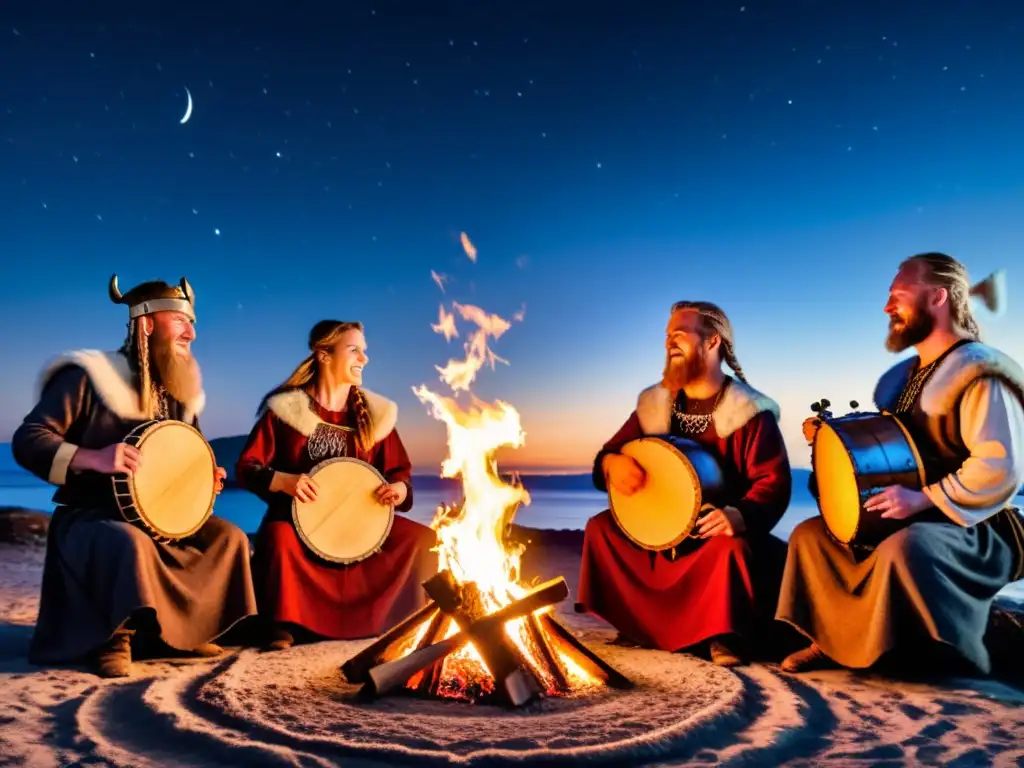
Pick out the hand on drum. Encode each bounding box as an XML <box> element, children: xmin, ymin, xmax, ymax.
<box><xmin>81</xmin><ymin>442</ymin><xmax>142</xmax><ymax>475</ymax></box>
<box><xmin>801</xmin><ymin>416</ymin><xmax>822</xmax><ymax>445</ymax></box>
<box><xmin>603</xmin><ymin>453</ymin><xmax>646</xmax><ymax>496</ymax></box>
<box><xmin>281</xmin><ymin>473</ymin><xmax>319</xmax><ymax>503</ymax></box>
<box><xmin>375</xmin><ymin>481</ymin><xmax>407</xmax><ymax>507</ymax></box>
<box><xmin>863</xmin><ymin>485</ymin><xmax>930</xmax><ymax>520</ymax></box>
<box><xmin>214</xmin><ymin>466</ymin><xmax>227</xmax><ymax>494</ymax></box>
<box><xmin>696</xmin><ymin>504</ymin><xmax>746</xmax><ymax>538</ymax></box>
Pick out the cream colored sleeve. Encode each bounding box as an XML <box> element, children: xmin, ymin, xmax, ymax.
<box><xmin>922</xmin><ymin>377</ymin><xmax>1024</xmax><ymax>526</ymax></box>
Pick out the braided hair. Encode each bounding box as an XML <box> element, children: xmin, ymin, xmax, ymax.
<box><xmin>258</xmin><ymin>319</ymin><xmax>375</xmax><ymax>452</ymax></box>
<box><xmin>901</xmin><ymin>252</ymin><xmax>983</xmax><ymax>341</ymax></box>
<box><xmin>347</xmin><ymin>385</ymin><xmax>375</xmax><ymax>453</ymax></box>
<box><xmin>118</xmin><ymin>317</ymin><xmax>159</xmax><ymax>418</ymax></box>
<box><xmin>670</xmin><ymin>300</ymin><xmax>748</xmax><ymax>384</ymax></box>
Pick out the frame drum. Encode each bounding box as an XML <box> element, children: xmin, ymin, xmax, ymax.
<box><xmin>608</xmin><ymin>435</ymin><xmax>726</xmax><ymax>551</ymax></box>
<box><xmin>292</xmin><ymin>457</ymin><xmax>394</xmax><ymax>564</ymax></box>
<box><xmin>112</xmin><ymin>420</ymin><xmax>216</xmax><ymax>541</ymax></box>
<box><xmin>812</xmin><ymin>411</ymin><xmax>926</xmax><ymax>547</ymax></box>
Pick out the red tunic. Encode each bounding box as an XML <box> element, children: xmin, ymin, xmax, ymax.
<box><xmin>236</xmin><ymin>388</ymin><xmax>437</xmax><ymax>640</ymax></box>
<box><xmin>577</xmin><ymin>378</ymin><xmax>791</xmax><ymax>652</ymax></box>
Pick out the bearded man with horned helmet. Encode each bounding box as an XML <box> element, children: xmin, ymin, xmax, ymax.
<box><xmin>11</xmin><ymin>275</ymin><xmax>257</xmax><ymax>678</ymax></box>
<box><xmin>778</xmin><ymin>253</ymin><xmax>1024</xmax><ymax>676</ymax></box>
<box><xmin>577</xmin><ymin>301</ymin><xmax>792</xmax><ymax>666</ymax></box>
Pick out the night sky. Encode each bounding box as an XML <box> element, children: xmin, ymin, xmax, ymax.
<box><xmin>2</xmin><ymin>1</ymin><xmax>1023</xmax><ymax>472</ymax></box>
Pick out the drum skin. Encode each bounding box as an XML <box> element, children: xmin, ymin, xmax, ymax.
<box><xmin>608</xmin><ymin>435</ymin><xmax>726</xmax><ymax>551</ymax></box>
<box><xmin>292</xmin><ymin>457</ymin><xmax>394</xmax><ymax>564</ymax></box>
<box><xmin>112</xmin><ymin>420</ymin><xmax>216</xmax><ymax>540</ymax></box>
<box><xmin>811</xmin><ymin>411</ymin><xmax>926</xmax><ymax>547</ymax></box>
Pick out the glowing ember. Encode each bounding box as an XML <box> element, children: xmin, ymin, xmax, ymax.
<box><xmin>399</xmin><ymin>249</ymin><xmax>600</xmax><ymax>702</ymax></box>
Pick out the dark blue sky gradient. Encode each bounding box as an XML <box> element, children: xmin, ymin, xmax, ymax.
<box><xmin>2</xmin><ymin>1</ymin><xmax>1022</xmax><ymax>470</ymax></box>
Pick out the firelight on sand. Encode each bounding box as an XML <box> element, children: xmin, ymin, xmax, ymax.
<box><xmin>405</xmin><ymin>282</ymin><xmax>599</xmax><ymax>699</ymax></box>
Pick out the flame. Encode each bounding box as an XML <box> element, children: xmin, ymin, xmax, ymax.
<box><xmin>460</xmin><ymin>232</ymin><xmax>478</xmax><ymax>262</ymax></box>
<box><xmin>430</xmin><ymin>270</ymin><xmax>448</xmax><ymax>293</ymax></box>
<box><xmin>406</xmin><ymin>242</ymin><xmax>598</xmax><ymax>700</ymax></box>
<box><xmin>431</xmin><ymin>304</ymin><xmax>459</xmax><ymax>342</ymax></box>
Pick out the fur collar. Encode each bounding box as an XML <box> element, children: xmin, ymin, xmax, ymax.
<box><xmin>38</xmin><ymin>350</ymin><xmax>206</xmax><ymax>424</ymax></box>
<box><xmin>874</xmin><ymin>341</ymin><xmax>1024</xmax><ymax>415</ymax></box>
<box><xmin>636</xmin><ymin>378</ymin><xmax>780</xmax><ymax>439</ymax></box>
<box><xmin>263</xmin><ymin>388</ymin><xmax>398</xmax><ymax>443</ymax></box>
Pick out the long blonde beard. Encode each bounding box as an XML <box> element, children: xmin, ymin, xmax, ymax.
<box><xmin>149</xmin><ymin>333</ymin><xmax>203</xmax><ymax>407</ymax></box>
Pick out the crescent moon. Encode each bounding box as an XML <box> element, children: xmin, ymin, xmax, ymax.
<box><xmin>180</xmin><ymin>87</ymin><xmax>193</xmax><ymax>125</ymax></box>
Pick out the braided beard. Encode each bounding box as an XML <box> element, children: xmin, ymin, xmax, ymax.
<box><xmin>150</xmin><ymin>333</ymin><xmax>202</xmax><ymax>404</ymax></box>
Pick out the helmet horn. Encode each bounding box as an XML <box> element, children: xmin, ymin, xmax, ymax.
<box><xmin>179</xmin><ymin>277</ymin><xmax>195</xmax><ymax>305</ymax></box>
<box><xmin>108</xmin><ymin>274</ymin><xmax>124</xmax><ymax>304</ymax></box>
<box><xmin>969</xmin><ymin>269</ymin><xmax>1007</xmax><ymax>317</ymax></box>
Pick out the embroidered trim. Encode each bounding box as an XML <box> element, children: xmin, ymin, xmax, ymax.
<box><xmin>307</xmin><ymin>422</ymin><xmax>352</xmax><ymax>462</ymax></box>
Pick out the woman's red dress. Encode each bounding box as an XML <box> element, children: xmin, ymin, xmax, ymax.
<box><xmin>236</xmin><ymin>388</ymin><xmax>437</xmax><ymax>639</ymax></box>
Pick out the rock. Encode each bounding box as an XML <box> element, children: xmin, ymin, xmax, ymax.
<box><xmin>0</xmin><ymin>507</ymin><xmax>49</xmax><ymax>545</ymax></box>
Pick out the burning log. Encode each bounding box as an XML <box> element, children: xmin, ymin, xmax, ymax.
<box><xmin>539</xmin><ymin>614</ymin><xmax>635</xmax><ymax>690</ymax></box>
<box><xmin>341</xmin><ymin>600</ymin><xmax>441</xmax><ymax>684</ymax></box>
<box><xmin>363</xmin><ymin>573</ymin><xmax>570</xmax><ymax>706</ymax></box>
<box><xmin>524</xmin><ymin>613</ymin><xmax>570</xmax><ymax>693</ymax></box>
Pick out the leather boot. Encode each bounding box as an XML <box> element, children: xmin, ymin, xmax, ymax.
<box><xmin>265</xmin><ymin>624</ymin><xmax>294</xmax><ymax>651</ymax></box>
<box><xmin>189</xmin><ymin>643</ymin><xmax>225</xmax><ymax>657</ymax></box>
<box><xmin>709</xmin><ymin>636</ymin><xmax>746</xmax><ymax>667</ymax></box>
<box><xmin>93</xmin><ymin>629</ymin><xmax>134</xmax><ymax>678</ymax></box>
<box><xmin>781</xmin><ymin>643</ymin><xmax>835</xmax><ymax>673</ymax></box>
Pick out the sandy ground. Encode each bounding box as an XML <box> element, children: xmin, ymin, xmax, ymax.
<box><xmin>2</xmin><ymin>541</ymin><xmax>1024</xmax><ymax>767</ymax></box>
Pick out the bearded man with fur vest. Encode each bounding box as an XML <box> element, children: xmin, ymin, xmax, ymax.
<box><xmin>12</xmin><ymin>275</ymin><xmax>257</xmax><ymax>677</ymax></box>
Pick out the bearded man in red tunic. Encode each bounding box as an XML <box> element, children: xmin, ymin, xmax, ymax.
<box><xmin>236</xmin><ymin>320</ymin><xmax>437</xmax><ymax>650</ymax></box>
<box><xmin>576</xmin><ymin>301</ymin><xmax>792</xmax><ymax>665</ymax></box>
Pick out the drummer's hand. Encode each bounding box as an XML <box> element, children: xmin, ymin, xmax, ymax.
<box><xmin>375</xmin><ymin>482</ymin><xmax>407</xmax><ymax>507</ymax></box>
<box><xmin>802</xmin><ymin>416</ymin><xmax>822</xmax><ymax>445</ymax></box>
<box><xmin>282</xmin><ymin>473</ymin><xmax>319</xmax><ymax>503</ymax></box>
<box><xmin>865</xmin><ymin>486</ymin><xmax>930</xmax><ymax>520</ymax></box>
<box><xmin>214</xmin><ymin>466</ymin><xmax>227</xmax><ymax>494</ymax></box>
<box><xmin>77</xmin><ymin>442</ymin><xmax>142</xmax><ymax>475</ymax></box>
<box><xmin>603</xmin><ymin>454</ymin><xmax>646</xmax><ymax>496</ymax></box>
<box><xmin>697</xmin><ymin>505</ymin><xmax>746</xmax><ymax>538</ymax></box>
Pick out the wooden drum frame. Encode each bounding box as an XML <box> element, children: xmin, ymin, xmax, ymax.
<box><xmin>292</xmin><ymin>456</ymin><xmax>395</xmax><ymax>565</ymax></box>
<box><xmin>112</xmin><ymin>419</ymin><xmax>217</xmax><ymax>542</ymax></box>
<box><xmin>608</xmin><ymin>435</ymin><xmax>726</xmax><ymax>551</ymax></box>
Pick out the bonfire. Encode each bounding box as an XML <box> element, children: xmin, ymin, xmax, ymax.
<box><xmin>340</xmin><ymin>236</ymin><xmax>630</xmax><ymax>707</ymax></box>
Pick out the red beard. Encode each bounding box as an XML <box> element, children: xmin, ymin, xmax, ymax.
<box><xmin>662</xmin><ymin>349</ymin><xmax>705</xmax><ymax>390</ymax></box>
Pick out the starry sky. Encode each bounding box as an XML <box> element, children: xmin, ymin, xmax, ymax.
<box><xmin>2</xmin><ymin>0</ymin><xmax>1023</xmax><ymax>473</ymax></box>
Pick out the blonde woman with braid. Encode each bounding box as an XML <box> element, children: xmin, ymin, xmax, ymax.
<box><xmin>779</xmin><ymin>253</ymin><xmax>1024</xmax><ymax>676</ymax></box>
<box><xmin>577</xmin><ymin>301</ymin><xmax>792</xmax><ymax>666</ymax></box>
<box><xmin>237</xmin><ymin>320</ymin><xmax>437</xmax><ymax>651</ymax></box>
